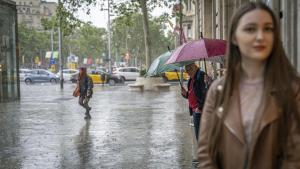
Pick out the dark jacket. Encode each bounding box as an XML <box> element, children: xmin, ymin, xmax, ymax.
<box><xmin>79</xmin><ymin>75</ymin><xmax>93</xmax><ymax>96</ymax></box>
<box><xmin>183</xmin><ymin>69</ymin><xmax>207</xmax><ymax>116</ymax></box>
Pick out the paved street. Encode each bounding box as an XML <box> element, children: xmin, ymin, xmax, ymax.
<box><xmin>0</xmin><ymin>82</ymin><xmax>195</xmax><ymax>169</ymax></box>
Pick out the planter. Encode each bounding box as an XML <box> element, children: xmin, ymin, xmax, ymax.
<box><xmin>128</xmin><ymin>77</ymin><xmax>170</xmax><ymax>91</ymax></box>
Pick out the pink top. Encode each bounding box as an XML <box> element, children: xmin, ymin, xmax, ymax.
<box><xmin>239</xmin><ymin>77</ymin><xmax>264</xmax><ymax>145</ymax></box>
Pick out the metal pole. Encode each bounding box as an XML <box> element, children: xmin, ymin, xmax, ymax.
<box><xmin>179</xmin><ymin>0</ymin><xmax>184</xmax><ymax>83</ymax></box>
<box><xmin>58</xmin><ymin>0</ymin><xmax>63</xmax><ymax>89</ymax></box>
<box><xmin>51</xmin><ymin>29</ymin><xmax>54</xmax><ymax>54</ymax></box>
<box><xmin>50</xmin><ymin>28</ymin><xmax>54</xmax><ymax>67</ymax></box>
<box><xmin>179</xmin><ymin>0</ymin><xmax>183</xmax><ymax>46</ymax></box>
<box><xmin>49</xmin><ymin>28</ymin><xmax>53</xmax><ymax>68</ymax></box>
<box><xmin>107</xmin><ymin>0</ymin><xmax>112</xmax><ymax>73</ymax></box>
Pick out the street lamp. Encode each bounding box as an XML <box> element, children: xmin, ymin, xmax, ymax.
<box><xmin>58</xmin><ymin>0</ymin><xmax>63</xmax><ymax>89</ymax></box>
<box><xmin>100</xmin><ymin>0</ymin><xmax>114</xmax><ymax>73</ymax></box>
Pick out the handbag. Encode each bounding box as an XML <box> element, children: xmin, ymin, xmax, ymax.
<box><xmin>73</xmin><ymin>84</ymin><xmax>80</xmax><ymax>97</ymax></box>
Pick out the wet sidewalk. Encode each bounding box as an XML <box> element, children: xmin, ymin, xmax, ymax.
<box><xmin>0</xmin><ymin>83</ymin><xmax>195</xmax><ymax>169</ymax></box>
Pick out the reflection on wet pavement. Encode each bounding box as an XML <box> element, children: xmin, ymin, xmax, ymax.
<box><xmin>0</xmin><ymin>83</ymin><xmax>194</xmax><ymax>169</ymax></box>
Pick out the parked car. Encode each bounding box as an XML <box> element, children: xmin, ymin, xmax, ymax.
<box><xmin>113</xmin><ymin>67</ymin><xmax>140</xmax><ymax>81</ymax></box>
<box><xmin>56</xmin><ymin>69</ymin><xmax>79</xmax><ymax>81</ymax></box>
<box><xmin>161</xmin><ymin>70</ymin><xmax>189</xmax><ymax>82</ymax></box>
<box><xmin>70</xmin><ymin>70</ymin><xmax>124</xmax><ymax>86</ymax></box>
<box><xmin>24</xmin><ymin>69</ymin><xmax>60</xmax><ymax>84</ymax></box>
<box><xmin>88</xmin><ymin>69</ymin><xmax>106</xmax><ymax>84</ymax></box>
<box><xmin>96</xmin><ymin>67</ymin><xmax>108</xmax><ymax>73</ymax></box>
<box><xmin>19</xmin><ymin>68</ymin><xmax>32</xmax><ymax>80</ymax></box>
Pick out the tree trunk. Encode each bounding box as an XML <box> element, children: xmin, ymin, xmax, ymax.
<box><xmin>140</xmin><ymin>0</ymin><xmax>151</xmax><ymax>70</ymax></box>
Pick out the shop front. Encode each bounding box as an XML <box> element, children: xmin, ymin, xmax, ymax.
<box><xmin>0</xmin><ymin>0</ymin><xmax>19</xmax><ymax>102</ymax></box>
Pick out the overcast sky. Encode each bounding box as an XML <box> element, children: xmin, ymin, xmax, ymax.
<box><xmin>47</xmin><ymin>0</ymin><xmax>172</xmax><ymax>29</ymax></box>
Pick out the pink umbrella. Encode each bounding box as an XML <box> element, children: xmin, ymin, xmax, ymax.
<box><xmin>166</xmin><ymin>38</ymin><xmax>227</xmax><ymax>64</ymax></box>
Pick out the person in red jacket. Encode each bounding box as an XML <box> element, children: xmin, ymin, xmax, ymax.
<box><xmin>181</xmin><ymin>63</ymin><xmax>207</xmax><ymax>141</ymax></box>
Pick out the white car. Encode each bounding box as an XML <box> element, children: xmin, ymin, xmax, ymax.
<box><xmin>113</xmin><ymin>67</ymin><xmax>140</xmax><ymax>81</ymax></box>
<box><xmin>56</xmin><ymin>69</ymin><xmax>79</xmax><ymax>81</ymax></box>
<box><xmin>19</xmin><ymin>68</ymin><xmax>32</xmax><ymax>80</ymax></box>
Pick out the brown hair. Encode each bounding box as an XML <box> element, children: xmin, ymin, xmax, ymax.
<box><xmin>78</xmin><ymin>67</ymin><xmax>87</xmax><ymax>81</ymax></box>
<box><xmin>208</xmin><ymin>1</ymin><xmax>300</xmax><ymax>164</ymax></box>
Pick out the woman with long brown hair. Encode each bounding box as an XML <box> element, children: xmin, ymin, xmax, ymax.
<box><xmin>197</xmin><ymin>2</ymin><xmax>300</xmax><ymax>169</ymax></box>
<box><xmin>77</xmin><ymin>67</ymin><xmax>93</xmax><ymax>120</ymax></box>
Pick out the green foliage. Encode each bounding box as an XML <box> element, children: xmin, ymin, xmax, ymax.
<box><xmin>139</xmin><ymin>69</ymin><xmax>147</xmax><ymax>77</ymax></box>
<box><xmin>18</xmin><ymin>22</ymin><xmax>107</xmax><ymax>68</ymax></box>
<box><xmin>114</xmin><ymin>0</ymin><xmax>177</xmax><ymax>14</ymax></box>
<box><xmin>41</xmin><ymin>4</ymin><xmax>83</xmax><ymax>36</ymax></box>
<box><xmin>18</xmin><ymin>24</ymin><xmax>51</xmax><ymax>67</ymax></box>
<box><xmin>111</xmin><ymin>13</ymin><xmax>175</xmax><ymax>66</ymax></box>
<box><xmin>66</xmin><ymin>23</ymin><xmax>107</xmax><ymax>62</ymax></box>
<box><xmin>112</xmin><ymin>0</ymin><xmax>177</xmax><ymax>69</ymax></box>
<box><xmin>19</xmin><ymin>0</ymin><xmax>177</xmax><ymax>68</ymax></box>
<box><xmin>61</xmin><ymin>0</ymin><xmax>97</xmax><ymax>14</ymax></box>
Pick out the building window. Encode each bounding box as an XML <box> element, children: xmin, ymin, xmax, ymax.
<box><xmin>187</xmin><ymin>0</ymin><xmax>192</xmax><ymax>11</ymax></box>
<box><xmin>187</xmin><ymin>24</ymin><xmax>192</xmax><ymax>39</ymax></box>
<box><xmin>265</xmin><ymin>0</ymin><xmax>272</xmax><ymax>6</ymax></box>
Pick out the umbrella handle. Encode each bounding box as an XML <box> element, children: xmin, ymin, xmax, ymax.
<box><xmin>175</xmin><ymin>70</ymin><xmax>183</xmax><ymax>89</ymax></box>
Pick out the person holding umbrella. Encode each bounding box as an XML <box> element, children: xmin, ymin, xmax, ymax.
<box><xmin>181</xmin><ymin>63</ymin><xmax>207</xmax><ymax>141</ymax></box>
<box><xmin>198</xmin><ymin>2</ymin><xmax>300</xmax><ymax>169</ymax></box>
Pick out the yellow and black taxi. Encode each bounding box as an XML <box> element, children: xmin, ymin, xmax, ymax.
<box><xmin>161</xmin><ymin>70</ymin><xmax>189</xmax><ymax>82</ymax></box>
<box><xmin>70</xmin><ymin>69</ymin><xmax>124</xmax><ymax>86</ymax></box>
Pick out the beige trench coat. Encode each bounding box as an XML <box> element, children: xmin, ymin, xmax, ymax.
<box><xmin>197</xmin><ymin>78</ymin><xmax>300</xmax><ymax>169</ymax></box>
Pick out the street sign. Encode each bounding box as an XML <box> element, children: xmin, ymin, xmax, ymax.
<box><xmin>50</xmin><ymin>58</ymin><xmax>56</xmax><ymax>65</ymax></box>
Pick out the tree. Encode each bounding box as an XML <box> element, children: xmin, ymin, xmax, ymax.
<box><xmin>113</xmin><ymin>0</ymin><xmax>176</xmax><ymax>70</ymax></box>
<box><xmin>41</xmin><ymin>0</ymin><xmax>87</xmax><ymax>37</ymax></box>
<box><xmin>140</xmin><ymin>0</ymin><xmax>151</xmax><ymax>70</ymax></box>
<box><xmin>18</xmin><ymin>22</ymin><xmax>107</xmax><ymax>69</ymax></box>
<box><xmin>67</xmin><ymin>23</ymin><xmax>107</xmax><ymax>65</ymax></box>
<box><xmin>111</xmin><ymin>13</ymin><xmax>175</xmax><ymax>67</ymax></box>
<box><xmin>18</xmin><ymin>24</ymin><xmax>51</xmax><ymax>68</ymax></box>
<box><xmin>42</xmin><ymin>0</ymin><xmax>177</xmax><ymax>69</ymax></box>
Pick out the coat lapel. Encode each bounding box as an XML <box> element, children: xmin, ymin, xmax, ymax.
<box><xmin>255</xmin><ymin>94</ymin><xmax>281</xmax><ymax>139</ymax></box>
<box><xmin>216</xmin><ymin>92</ymin><xmax>246</xmax><ymax>144</ymax></box>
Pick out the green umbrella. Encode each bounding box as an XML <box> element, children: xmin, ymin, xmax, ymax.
<box><xmin>146</xmin><ymin>51</ymin><xmax>181</xmax><ymax>77</ymax></box>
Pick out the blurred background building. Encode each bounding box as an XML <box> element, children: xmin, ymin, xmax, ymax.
<box><xmin>13</xmin><ymin>0</ymin><xmax>57</xmax><ymax>30</ymax></box>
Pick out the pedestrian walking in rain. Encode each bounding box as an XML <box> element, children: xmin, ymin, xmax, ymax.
<box><xmin>77</xmin><ymin>67</ymin><xmax>93</xmax><ymax>120</ymax></box>
<box><xmin>198</xmin><ymin>2</ymin><xmax>300</xmax><ymax>169</ymax></box>
<box><xmin>181</xmin><ymin>63</ymin><xmax>207</xmax><ymax>165</ymax></box>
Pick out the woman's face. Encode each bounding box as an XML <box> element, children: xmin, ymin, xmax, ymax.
<box><xmin>185</xmin><ymin>64</ymin><xmax>197</xmax><ymax>77</ymax></box>
<box><xmin>233</xmin><ymin>9</ymin><xmax>274</xmax><ymax>62</ymax></box>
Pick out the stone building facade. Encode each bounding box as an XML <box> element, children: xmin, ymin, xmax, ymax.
<box><xmin>12</xmin><ymin>0</ymin><xmax>57</xmax><ymax>30</ymax></box>
<box><xmin>181</xmin><ymin>0</ymin><xmax>300</xmax><ymax>72</ymax></box>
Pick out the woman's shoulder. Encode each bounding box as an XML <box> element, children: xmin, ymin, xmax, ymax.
<box><xmin>292</xmin><ymin>77</ymin><xmax>300</xmax><ymax>96</ymax></box>
<box><xmin>210</xmin><ymin>77</ymin><xmax>225</xmax><ymax>91</ymax></box>
<box><xmin>205</xmin><ymin>77</ymin><xmax>225</xmax><ymax>99</ymax></box>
